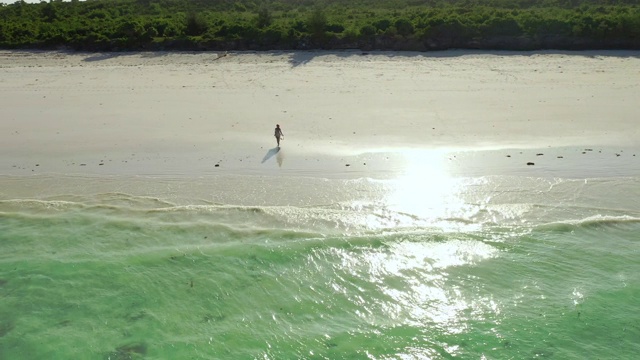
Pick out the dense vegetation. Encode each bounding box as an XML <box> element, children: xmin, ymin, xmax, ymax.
<box><xmin>1</xmin><ymin>0</ymin><xmax>639</xmax><ymax>51</ymax></box>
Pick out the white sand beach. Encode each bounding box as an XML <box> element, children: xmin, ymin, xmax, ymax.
<box><xmin>1</xmin><ymin>50</ymin><xmax>639</xmax><ymax>189</ymax></box>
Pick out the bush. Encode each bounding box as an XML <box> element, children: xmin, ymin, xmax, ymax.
<box><xmin>186</xmin><ymin>12</ymin><xmax>208</xmax><ymax>36</ymax></box>
<box><xmin>256</xmin><ymin>6</ymin><xmax>272</xmax><ymax>28</ymax></box>
<box><xmin>307</xmin><ymin>7</ymin><xmax>327</xmax><ymax>36</ymax></box>
<box><xmin>360</xmin><ymin>24</ymin><xmax>377</xmax><ymax>36</ymax></box>
<box><xmin>395</xmin><ymin>18</ymin><xmax>414</xmax><ymax>36</ymax></box>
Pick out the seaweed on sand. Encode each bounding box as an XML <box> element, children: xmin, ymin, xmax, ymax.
<box><xmin>105</xmin><ymin>342</ymin><xmax>147</xmax><ymax>360</ymax></box>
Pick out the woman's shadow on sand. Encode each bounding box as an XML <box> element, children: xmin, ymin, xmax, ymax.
<box><xmin>261</xmin><ymin>147</ymin><xmax>283</xmax><ymax>167</ymax></box>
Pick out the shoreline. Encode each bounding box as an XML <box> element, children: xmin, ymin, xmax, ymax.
<box><xmin>2</xmin><ymin>144</ymin><xmax>639</xmax><ymax>206</ymax></box>
<box><xmin>2</xmin><ymin>144</ymin><xmax>639</xmax><ymax>177</ymax></box>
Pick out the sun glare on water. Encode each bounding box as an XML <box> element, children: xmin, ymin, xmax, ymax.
<box><xmin>336</xmin><ymin>149</ymin><xmax>502</xmax><ymax>350</ymax></box>
<box><xmin>383</xmin><ymin>149</ymin><xmax>477</xmax><ymax>231</ymax></box>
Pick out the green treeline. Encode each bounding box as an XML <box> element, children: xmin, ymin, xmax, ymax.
<box><xmin>1</xmin><ymin>0</ymin><xmax>639</xmax><ymax>51</ymax></box>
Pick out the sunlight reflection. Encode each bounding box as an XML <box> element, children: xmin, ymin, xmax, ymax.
<box><xmin>384</xmin><ymin>149</ymin><xmax>475</xmax><ymax>231</ymax></box>
<box><xmin>331</xmin><ymin>150</ymin><xmax>505</xmax><ymax>353</ymax></box>
<box><xmin>344</xmin><ymin>239</ymin><xmax>499</xmax><ymax>334</ymax></box>
<box><xmin>572</xmin><ymin>288</ymin><xmax>584</xmax><ymax>306</ymax></box>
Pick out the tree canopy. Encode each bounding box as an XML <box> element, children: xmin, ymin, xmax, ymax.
<box><xmin>1</xmin><ymin>0</ymin><xmax>639</xmax><ymax>51</ymax></box>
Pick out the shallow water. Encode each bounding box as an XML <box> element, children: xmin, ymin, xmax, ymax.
<box><xmin>1</xmin><ymin>167</ymin><xmax>639</xmax><ymax>359</ymax></box>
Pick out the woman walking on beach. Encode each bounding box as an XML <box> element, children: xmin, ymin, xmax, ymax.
<box><xmin>274</xmin><ymin>124</ymin><xmax>284</xmax><ymax>147</ymax></box>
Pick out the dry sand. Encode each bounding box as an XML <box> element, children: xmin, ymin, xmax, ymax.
<box><xmin>1</xmin><ymin>50</ymin><xmax>639</xmax><ymax>183</ymax></box>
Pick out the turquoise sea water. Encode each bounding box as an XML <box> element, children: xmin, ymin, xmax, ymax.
<box><xmin>1</xmin><ymin>161</ymin><xmax>640</xmax><ymax>359</ymax></box>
